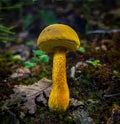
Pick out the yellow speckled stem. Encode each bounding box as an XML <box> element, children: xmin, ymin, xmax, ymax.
<box><xmin>48</xmin><ymin>47</ymin><xmax>69</xmax><ymax>112</ymax></box>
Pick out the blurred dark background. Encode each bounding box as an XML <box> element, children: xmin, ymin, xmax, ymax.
<box><xmin>0</xmin><ymin>0</ymin><xmax>120</xmax><ymax>45</ymax></box>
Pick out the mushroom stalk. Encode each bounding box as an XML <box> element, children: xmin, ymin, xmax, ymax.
<box><xmin>48</xmin><ymin>47</ymin><xmax>69</xmax><ymax>112</ymax></box>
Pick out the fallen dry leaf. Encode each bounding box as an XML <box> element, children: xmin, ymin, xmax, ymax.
<box><xmin>2</xmin><ymin>78</ymin><xmax>52</xmax><ymax>115</ymax></box>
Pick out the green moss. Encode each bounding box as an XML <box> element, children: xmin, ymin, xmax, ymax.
<box><xmin>72</xmin><ymin>89</ymin><xmax>79</xmax><ymax>96</ymax></box>
<box><xmin>23</xmin><ymin>118</ymin><xmax>34</xmax><ymax>124</ymax></box>
<box><xmin>64</xmin><ymin>116</ymin><xmax>74</xmax><ymax>124</ymax></box>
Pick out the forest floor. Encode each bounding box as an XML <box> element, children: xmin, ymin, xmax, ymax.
<box><xmin>0</xmin><ymin>1</ymin><xmax>120</xmax><ymax>124</ymax></box>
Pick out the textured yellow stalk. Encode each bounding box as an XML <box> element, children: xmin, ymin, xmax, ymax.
<box><xmin>48</xmin><ymin>48</ymin><xmax>69</xmax><ymax>112</ymax></box>
<box><xmin>37</xmin><ymin>24</ymin><xmax>80</xmax><ymax>112</ymax></box>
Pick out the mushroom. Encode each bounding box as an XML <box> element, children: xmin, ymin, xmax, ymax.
<box><xmin>37</xmin><ymin>24</ymin><xmax>80</xmax><ymax>112</ymax></box>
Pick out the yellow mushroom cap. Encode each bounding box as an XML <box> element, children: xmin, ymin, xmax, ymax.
<box><xmin>37</xmin><ymin>24</ymin><xmax>80</xmax><ymax>52</ymax></box>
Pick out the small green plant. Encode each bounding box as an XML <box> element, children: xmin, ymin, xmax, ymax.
<box><xmin>78</xmin><ymin>46</ymin><xmax>86</xmax><ymax>53</ymax></box>
<box><xmin>113</xmin><ymin>70</ymin><xmax>120</xmax><ymax>80</ymax></box>
<box><xmin>86</xmin><ymin>59</ymin><xmax>101</xmax><ymax>67</ymax></box>
<box><xmin>24</xmin><ymin>61</ymin><xmax>36</xmax><ymax>68</ymax></box>
<box><xmin>24</xmin><ymin>50</ymin><xmax>49</xmax><ymax>69</ymax></box>
<box><xmin>32</xmin><ymin>50</ymin><xmax>49</xmax><ymax>63</ymax></box>
<box><xmin>26</xmin><ymin>40</ymin><xmax>34</xmax><ymax>46</ymax></box>
<box><xmin>0</xmin><ymin>25</ymin><xmax>15</xmax><ymax>43</ymax></box>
